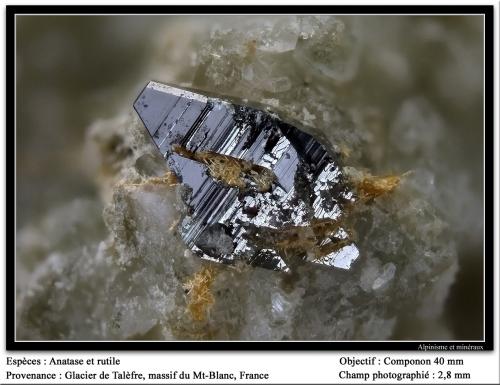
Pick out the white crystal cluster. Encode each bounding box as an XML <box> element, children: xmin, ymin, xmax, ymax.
<box><xmin>16</xmin><ymin>15</ymin><xmax>483</xmax><ymax>340</ymax></box>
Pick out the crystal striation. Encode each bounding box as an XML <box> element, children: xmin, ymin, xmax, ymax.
<box><xmin>134</xmin><ymin>81</ymin><xmax>358</xmax><ymax>272</ymax></box>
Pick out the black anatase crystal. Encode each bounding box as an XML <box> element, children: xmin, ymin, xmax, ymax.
<box><xmin>134</xmin><ymin>81</ymin><xmax>359</xmax><ymax>272</ymax></box>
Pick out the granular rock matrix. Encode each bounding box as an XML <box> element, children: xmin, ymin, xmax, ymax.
<box><xmin>15</xmin><ymin>15</ymin><xmax>480</xmax><ymax>341</ymax></box>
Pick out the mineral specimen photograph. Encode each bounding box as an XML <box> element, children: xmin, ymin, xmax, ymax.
<box><xmin>13</xmin><ymin>11</ymin><xmax>486</xmax><ymax>343</ymax></box>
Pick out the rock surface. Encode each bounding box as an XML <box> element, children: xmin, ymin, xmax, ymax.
<box><xmin>16</xmin><ymin>15</ymin><xmax>483</xmax><ymax>341</ymax></box>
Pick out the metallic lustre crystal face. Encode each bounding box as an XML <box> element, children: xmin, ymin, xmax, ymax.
<box><xmin>134</xmin><ymin>81</ymin><xmax>359</xmax><ymax>272</ymax></box>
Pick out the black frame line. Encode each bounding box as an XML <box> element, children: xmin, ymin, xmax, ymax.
<box><xmin>5</xmin><ymin>4</ymin><xmax>494</xmax><ymax>351</ymax></box>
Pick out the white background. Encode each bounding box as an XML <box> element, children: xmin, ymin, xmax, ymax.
<box><xmin>1</xmin><ymin>0</ymin><xmax>498</xmax><ymax>384</ymax></box>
